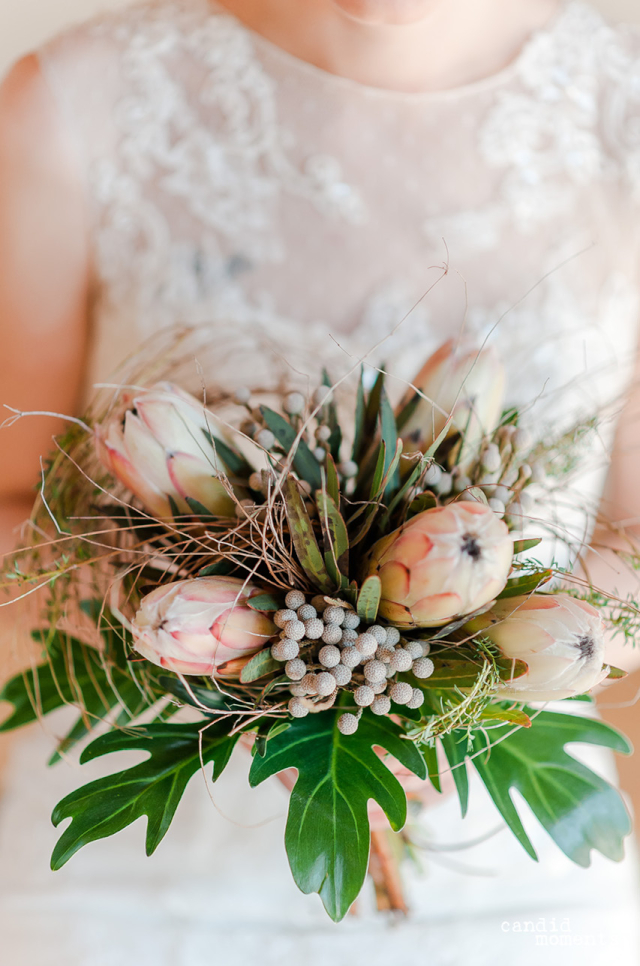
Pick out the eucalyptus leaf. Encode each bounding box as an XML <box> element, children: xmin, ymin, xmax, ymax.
<box><xmin>246</xmin><ymin>593</ymin><xmax>282</xmax><ymax>612</ymax></box>
<box><xmin>249</xmin><ymin>706</ymin><xmax>426</xmax><ymax>921</ymax></box>
<box><xmin>357</xmin><ymin>575</ymin><xmax>382</xmax><ymax>622</ymax></box>
<box><xmin>198</xmin><ymin>560</ymin><xmax>236</xmax><ymax>578</ymax></box>
<box><xmin>316</xmin><ymin>490</ymin><xmax>349</xmax><ymax>579</ymax></box>
<box><xmin>498</xmin><ymin>570</ymin><xmax>553</xmax><ymax>599</ymax></box>
<box><xmin>240</xmin><ymin>649</ymin><xmax>280</xmax><ymax>684</ymax></box>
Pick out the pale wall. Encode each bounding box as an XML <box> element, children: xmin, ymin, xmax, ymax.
<box><xmin>1</xmin><ymin>0</ymin><xmax>640</xmax><ymax>76</ymax></box>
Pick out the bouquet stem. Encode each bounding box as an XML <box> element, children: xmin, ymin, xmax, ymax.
<box><xmin>368</xmin><ymin>829</ymin><xmax>408</xmax><ymax>915</ymax></box>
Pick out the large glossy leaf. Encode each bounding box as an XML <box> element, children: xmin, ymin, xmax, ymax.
<box><xmin>51</xmin><ymin>721</ymin><xmax>238</xmax><ymax>869</ymax></box>
<box><xmin>440</xmin><ymin>731</ymin><xmax>470</xmax><ymax>817</ymax></box>
<box><xmin>249</xmin><ymin>707</ymin><xmax>426</xmax><ymax>921</ymax></box>
<box><xmin>470</xmin><ymin>711</ymin><xmax>632</xmax><ymax>865</ymax></box>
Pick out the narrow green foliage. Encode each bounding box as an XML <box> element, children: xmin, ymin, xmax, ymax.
<box><xmin>0</xmin><ymin>625</ymin><xmax>149</xmax><ymax>764</ymax></box>
<box><xmin>283</xmin><ymin>477</ymin><xmax>333</xmax><ymax>592</ymax></box>
<box><xmin>261</xmin><ymin>407</ymin><xmax>323</xmax><ymax>490</ymax></box>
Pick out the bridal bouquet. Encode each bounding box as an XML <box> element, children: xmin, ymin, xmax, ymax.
<box><xmin>0</xmin><ymin>337</ymin><xmax>633</xmax><ymax>920</ymax></box>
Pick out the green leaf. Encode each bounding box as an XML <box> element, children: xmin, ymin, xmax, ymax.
<box><xmin>51</xmin><ymin>722</ymin><xmax>238</xmax><ymax>869</ymax></box>
<box><xmin>316</xmin><ymin>490</ymin><xmax>349</xmax><ymax>581</ymax></box>
<box><xmin>246</xmin><ymin>592</ymin><xmax>282</xmax><ymax>612</ymax></box>
<box><xmin>240</xmin><ymin>649</ymin><xmax>280</xmax><ymax>683</ymax></box>
<box><xmin>357</xmin><ymin>575</ymin><xmax>382</xmax><ymax>622</ymax></box>
<box><xmin>352</xmin><ymin>370</ymin><xmax>366</xmax><ymax>463</ymax></box>
<box><xmin>324</xmin><ymin>455</ymin><xmax>341</xmax><ymax>506</ymax></box>
<box><xmin>379</xmin><ymin>388</ymin><xmax>401</xmax><ymax>495</ymax></box>
<box><xmin>0</xmin><ymin>628</ymin><xmax>146</xmax><ymax>764</ymax></box>
<box><xmin>261</xmin><ymin>407</ymin><xmax>323</xmax><ymax>490</ymax></box>
<box><xmin>198</xmin><ymin>560</ymin><xmax>236</xmax><ymax>578</ymax></box>
<box><xmin>407</xmin><ymin>491</ymin><xmax>438</xmax><ymax>517</ymax></box>
<box><xmin>378</xmin><ymin>459</ymin><xmax>425</xmax><ymax>532</ymax></box>
<box><xmin>440</xmin><ymin>731</ymin><xmax>470</xmax><ymax>817</ymax></box>
<box><xmin>607</xmin><ymin>666</ymin><xmax>628</xmax><ymax>680</ymax></box>
<box><xmin>185</xmin><ymin>497</ymin><xmax>218</xmax><ymax>520</ymax></box>
<box><xmin>364</xmin><ymin>369</ymin><xmax>385</xmax><ymax>440</ymax></box>
<box><xmin>249</xmin><ymin>707</ymin><xmax>426</xmax><ymax>921</ymax></box>
<box><xmin>157</xmin><ymin>676</ymin><xmax>232</xmax><ymax>713</ymax></box>
<box><xmin>321</xmin><ymin>369</ymin><xmax>343</xmax><ymax>461</ymax></box>
<box><xmin>481</xmin><ymin>706</ymin><xmax>532</xmax><ymax>727</ymax></box>
<box><xmin>422</xmin><ymin>742</ymin><xmax>442</xmax><ymax>793</ymax></box>
<box><xmin>470</xmin><ymin>711</ymin><xmax>632</xmax><ymax>865</ymax></box>
<box><xmin>512</xmin><ymin>537</ymin><xmax>543</xmax><ymax>555</ymax></box>
<box><xmin>283</xmin><ymin>477</ymin><xmax>333</xmax><ymax>593</ymax></box>
<box><xmin>204</xmin><ymin>433</ymin><xmax>253</xmax><ymax>478</ymax></box>
<box><xmin>417</xmin><ymin>652</ymin><xmax>527</xmax><ymax>689</ymax></box>
<box><xmin>498</xmin><ymin>570</ymin><xmax>553</xmax><ymax>599</ymax></box>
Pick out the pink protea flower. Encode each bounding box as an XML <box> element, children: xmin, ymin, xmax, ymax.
<box><xmin>96</xmin><ymin>382</ymin><xmax>236</xmax><ymax>519</ymax></box>
<box><xmin>366</xmin><ymin>502</ymin><xmax>513</xmax><ymax>628</ymax></box>
<box><xmin>131</xmin><ymin>576</ymin><xmax>277</xmax><ymax>677</ymax></box>
<box><xmin>468</xmin><ymin>594</ymin><xmax>609</xmax><ymax>702</ymax></box>
<box><xmin>399</xmin><ymin>340</ymin><xmax>505</xmax><ymax>464</ymax></box>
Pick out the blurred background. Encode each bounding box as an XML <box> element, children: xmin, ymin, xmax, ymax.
<box><xmin>1</xmin><ymin>0</ymin><xmax>640</xmax><ymax>77</ymax></box>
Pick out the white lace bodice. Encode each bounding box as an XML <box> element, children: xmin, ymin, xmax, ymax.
<box><xmin>3</xmin><ymin>4</ymin><xmax>640</xmax><ymax>964</ymax></box>
<box><xmin>38</xmin><ymin>0</ymin><xmax>640</xmax><ymax>426</ymax></box>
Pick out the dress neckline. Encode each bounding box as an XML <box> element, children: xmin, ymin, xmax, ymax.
<box><xmin>208</xmin><ymin>0</ymin><xmax>578</xmax><ymax>102</ymax></box>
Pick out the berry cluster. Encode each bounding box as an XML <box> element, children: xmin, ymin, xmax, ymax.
<box><xmin>270</xmin><ymin>590</ymin><xmax>435</xmax><ymax>735</ymax></box>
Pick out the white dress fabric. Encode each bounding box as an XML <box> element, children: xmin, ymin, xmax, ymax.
<box><xmin>2</xmin><ymin>0</ymin><xmax>640</xmax><ymax>962</ymax></box>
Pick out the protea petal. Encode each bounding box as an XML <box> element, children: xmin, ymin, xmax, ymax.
<box><xmin>474</xmin><ymin>593</ymin><xmax>608</xmax><ymax>702</ymax></box>
<box><xmin>122</xmin><ymin>411</ymin><xmax>175</xmax><ymax>494</ymax></box>
<box><xmin>103</xmin><ymin>443</ymin><xmax>172</xmax><ymax>518</ymax></box>
<box><xmin>167</xmin><ymin>453</ymin><xmax>236</xmax><ymax>517</ymax></box>
<box><xmin>131</xmin><ymin>576</ymin><xmax>278</xmax><ymax>678</ymax></box>
<box><xmin>367</xmin><ymin>502</ymin><xmax>513</xmax><ymax>628</ymax></box>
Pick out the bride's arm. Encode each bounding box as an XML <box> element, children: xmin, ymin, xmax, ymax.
<box><xmin>0</xmin><ymin>52</ymin><xmax>89</xmax><ymax>764</ymax></box>
<box><xmin>0</xmin><ymin>54</ymin><xmax>89</xmax><ymax>555</ymax></box>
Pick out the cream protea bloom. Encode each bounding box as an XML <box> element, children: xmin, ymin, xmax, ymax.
<box><xmin>132</xmin><ymin>576</ymin><xmax>277</xmax><ymax>677</ymax></box>
<box><xmin>399</xmin><ymin>340</ymin><xmax>505</xmax><ymax>464</ymax></box>
<box><xmin>469</xmin><ymin>594</ymin><xmax>609</xmax><ymax>701</ymax></box>
<box><xmin>96</xmin><ymin>382</ymin><xmax>235</xmax><ymax>519</ymax></box>
<box><xmin>366</xmin><ymin>502</ymin><xmax>513</xmax><ymax>628</ymax></box>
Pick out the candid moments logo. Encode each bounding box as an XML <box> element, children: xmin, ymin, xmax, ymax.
<box><xmin>501</xmin><ymin>919</ymin><xmax>606</xmax><ymax>947</ymax></box>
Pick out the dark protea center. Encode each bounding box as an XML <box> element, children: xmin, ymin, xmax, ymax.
<box><xmin>577</xmin><ymin>635</ymin><xmax>596</xmax><ymax>661</ymax></box>
<box><xmin>461</xmin><ymin>532</ymin><xmax>482</xmax><ymax>561</ymax></box>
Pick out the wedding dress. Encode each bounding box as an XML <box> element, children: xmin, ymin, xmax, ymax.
<box><xmin>2</xmin><ymin>1</ymin><xmax>640</xmax><ymax>962</ymax></box>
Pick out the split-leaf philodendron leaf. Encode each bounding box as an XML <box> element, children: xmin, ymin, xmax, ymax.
<box><xmin>51</xmin><ymin>722</ymin><xmax>238</xmax><ymax>870</ymax></box>
<box><xmin>249</xmin><ymin>706</ymin><xmax>426</xmax><ymax>921</ymax></box>
<box><xmin>468</xmin><ymin>710</ymin><xmax>632</xmax><ymax>866</ymax></box>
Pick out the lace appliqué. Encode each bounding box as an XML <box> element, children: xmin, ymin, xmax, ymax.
<box><xmin>425</xmin><ymin>3</ymin><xmax>634</xmax><ymax>252</ymax></box>
<box><xmin>89</xmin><ymin>0</ymin><xmax>365</xmax><ymax>321</ymax></box>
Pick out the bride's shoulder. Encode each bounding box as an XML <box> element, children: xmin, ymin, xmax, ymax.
<box><xmin>37</xmin><ymin>0</ymin><xmax>230</xmax><ymax>78</ymax></box>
